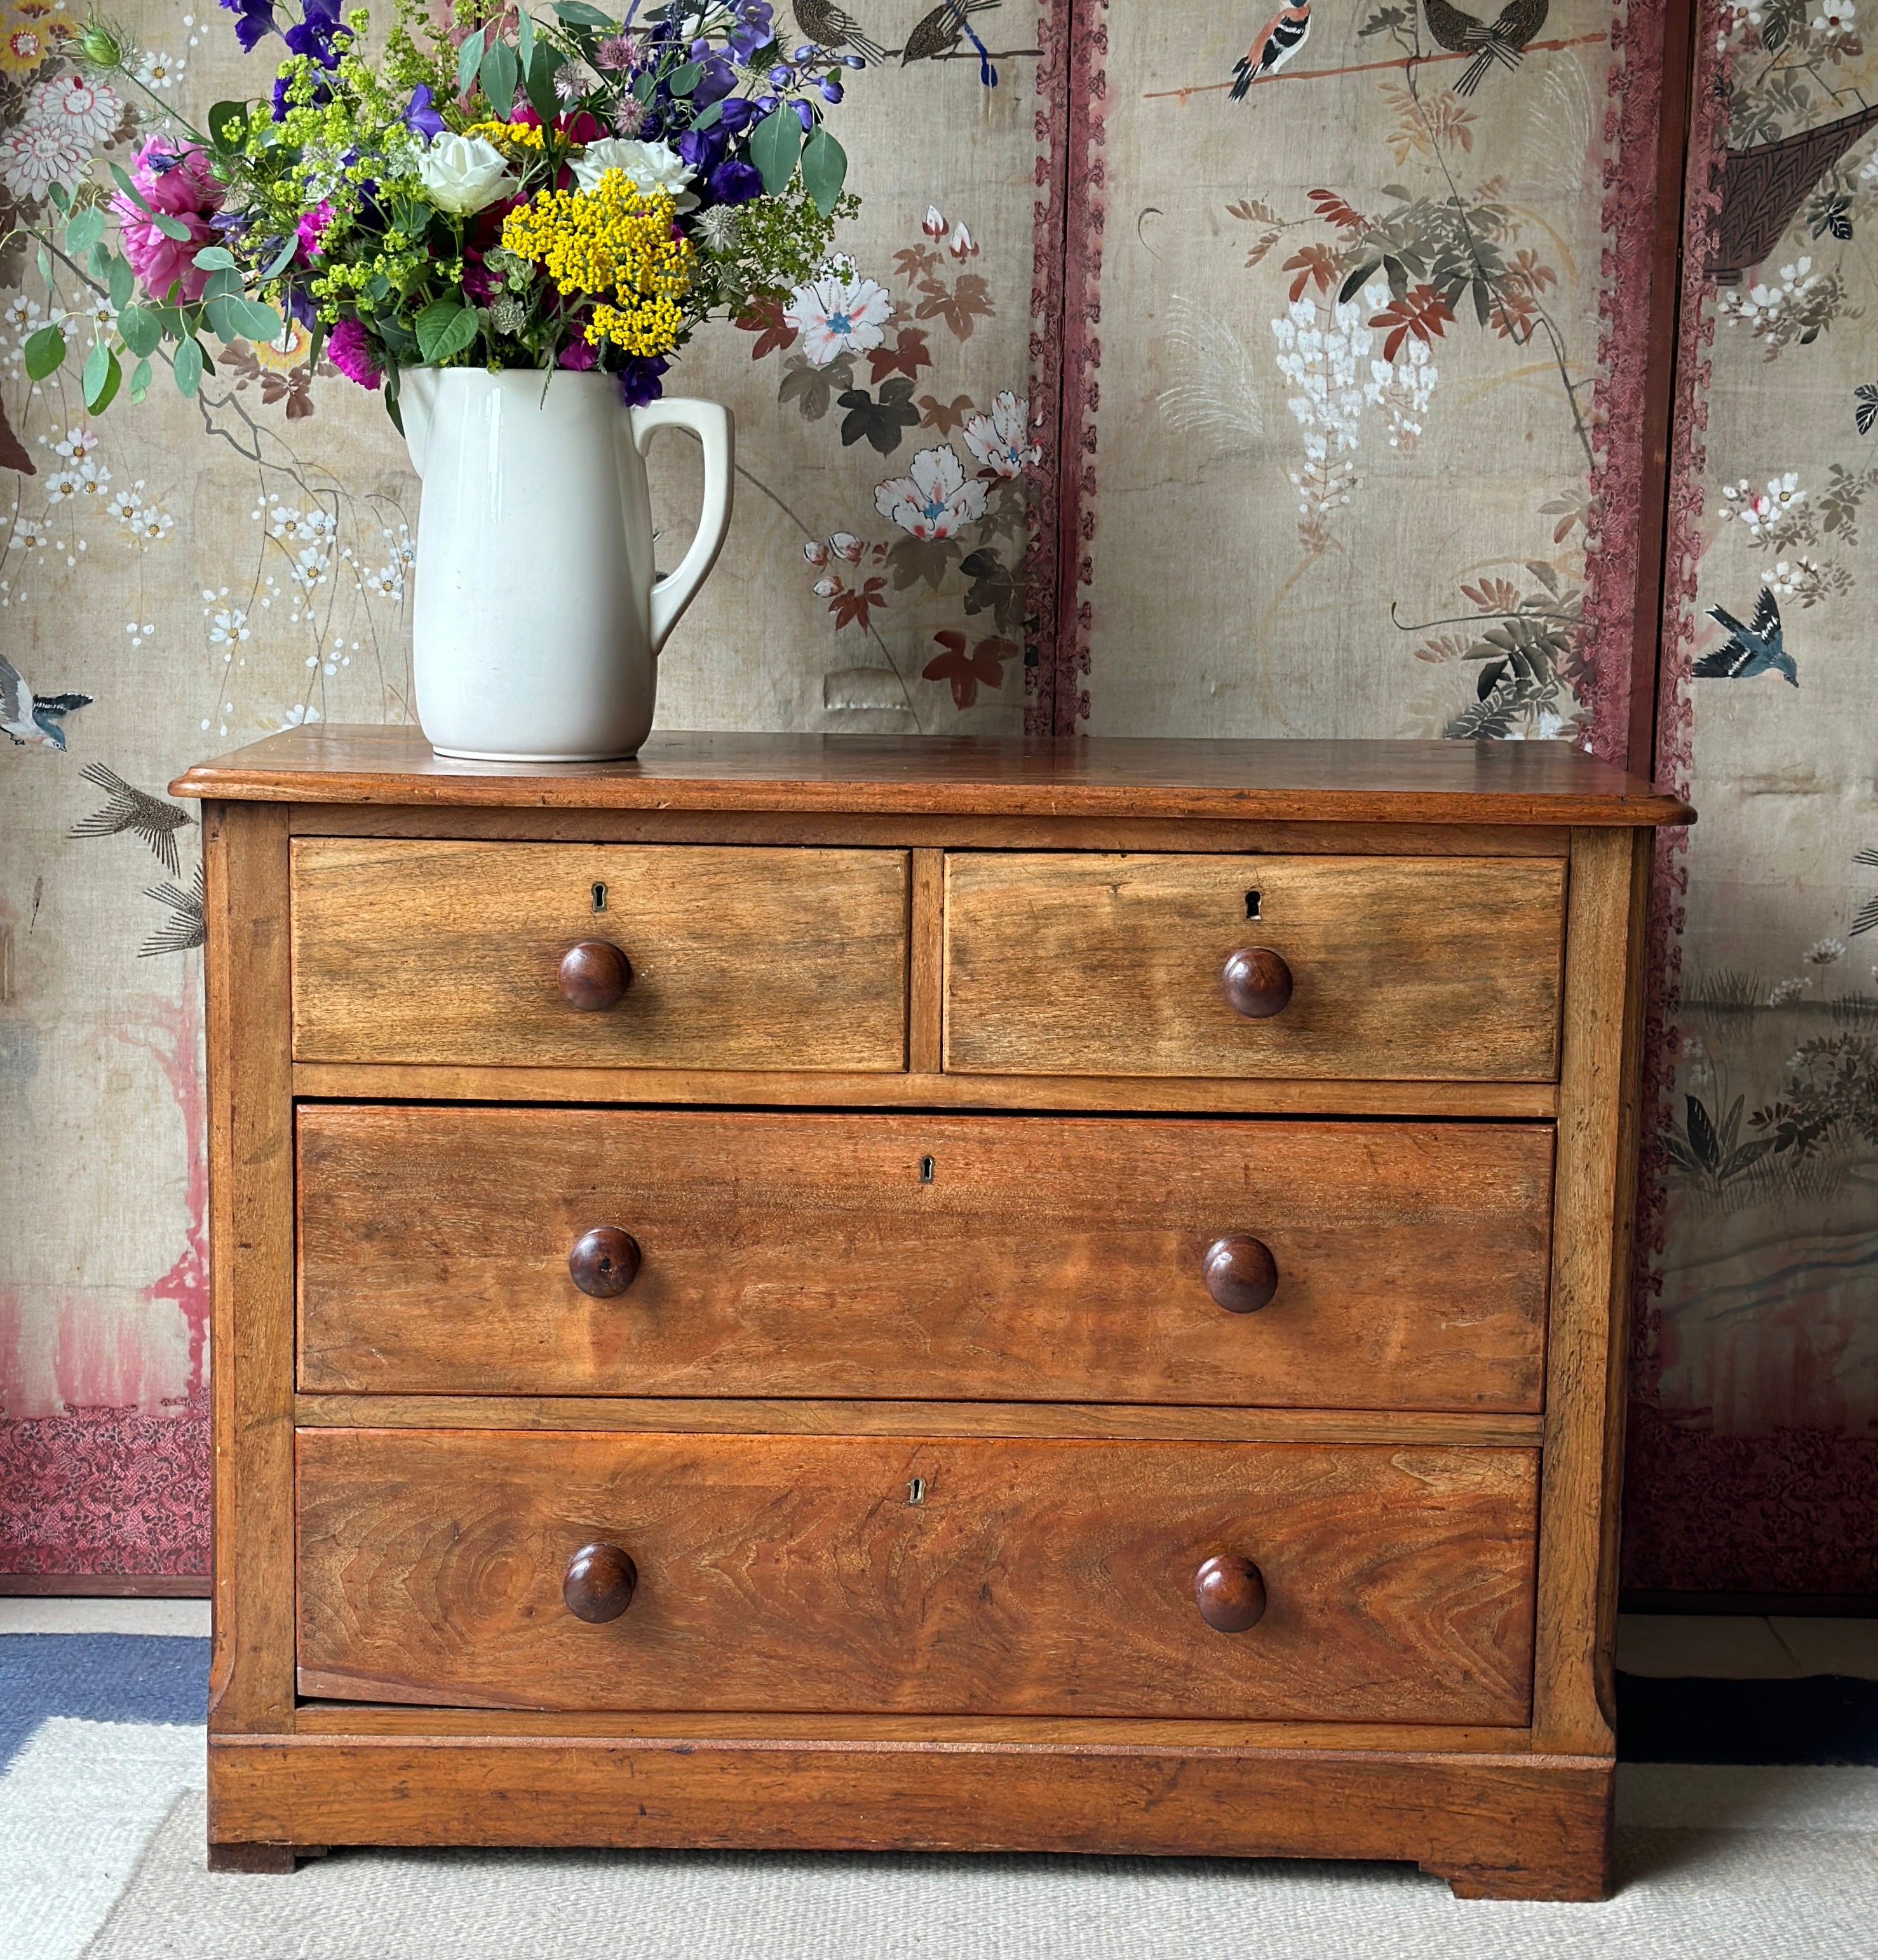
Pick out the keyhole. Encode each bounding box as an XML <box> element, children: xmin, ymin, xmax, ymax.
<box><xmin>591</xmin><ymin>882</ymin><xmax>608</xmax><ymax>913</ymax></box>
<box><xmin>919</xmin><ymin>1156</ymin><xmax>935</xmax><ymax>1184</ymax></box>
<box><xmin>906</xmin><ymin>1477</ymin><xmax>926</xmax><ymax>1505</ymax></box>
<box><xmin>1245</xmin><ymin>889</ymin><xmax>1262</xmax><ymax>921</ymax></box>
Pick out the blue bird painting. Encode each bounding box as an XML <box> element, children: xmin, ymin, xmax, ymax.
<box><xmin>1</xmin><ymin>653</ymin><xmax>92</xmax><ymax>749</ymax></box>
<box><xmin>1695</xmin><ymin>588</ymin><xmax>1797</xmax><ymax>686</ymax></box>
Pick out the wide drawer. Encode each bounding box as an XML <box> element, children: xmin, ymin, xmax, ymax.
<box><xmin>289</xmin><ymin>840</ymin><xmax>910</xmax><ymax>1071</ymax></box>
<box><xmin>943</xmin><ymin>853</ymin><xmax>1566</xmax><ymax>1080</ymax></box>
<box><xmin>296</xmin><ymin>1107</ymin><xmax>1553</xmax><ymax>1412</ymax></box>
<box><xmin>295</xmin><ymin>1429</ymin><xmax>1538</xmax><ymax>1722</ymax></box>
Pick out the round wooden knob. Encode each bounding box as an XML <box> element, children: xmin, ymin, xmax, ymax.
<box><xmin>569</xmin><ymin>1227</ymin><xmax>641</xmax><ymax>1299</ymax></box>
<box><xmin>1194</xmin><ymin>1553</ymin><xmax>1267</xmax><ymax>1633</ymax></box>
<box><xmin>1203</xmin><ymin>1235</ymin><xmax>1279</xmax><ymax>1315</ymax></box>
<box><xmin>558</xmin><ymin>940</ymin><xmax>632</xmax><ymax>1011</ymax></box>
<box><xmin>1221</xmin><ymin>947</ymin><xmax>1294</xmax><ymax>1018</ymax></box>
<box><xmin>564</xmin><ymin>1542</ymin><xmax>637</xmax><ymax>1623</ymax></box>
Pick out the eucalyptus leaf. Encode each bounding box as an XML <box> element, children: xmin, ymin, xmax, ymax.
<box><xmin>205</xmin><ymin>294</ymin><xmax>236</xmax><ymax>342</ymax></box>
<box><xmin>801</xmin><ymin>128</ymin><xmax>846</xmax><ymax>217</ymax></box>
<box><xmin>172</xmin><ymin>334</ymin><xmax>205</xmax><ymax>396</ymax></box>
<box><xmin>668</xmin><ymin>59</ymin><xmax>701</xmax><ymax>96</ymax></box>
<box><xmin>262</xmin><ymin>232</ymin><xmax>299</xmax><ymax>278</ymax></box>
<box><xmin>691</xmin><ymin>98</ymin><xmax>724</xmax><ymax>130</ymax></box>
<box><xmin>24</xmin><ymin>323</ymin><xmax>66</xmax><ymax>381</ymax></box>
<box><xmin>35</xmin><ymin>246</ymin><xmax>52</xmax><ymax>288</ymax></box>
<box><xmin>631</xmin><ymin>69</ymin><xmax>655</xmax><ymax>101</ymax></box>
<box><xmin>750</xmin><ymin>106</ymin><xmax>801</xmax><ymax>198</ymax></box>
<box><xmin>481</xmin><ymin>37</ymin><xmax>518</xmax><ymax>117</ymax></box>
<box><xmin>86</xmin><ymin>239</ymin><xmax>111</xmax><ymax>280</ymax></box>
<box><xmin>151</xmin><ymin>212</ymin><xmax>194</xmax><ymax>242</ymax></box>
<box><xmin>67</xmin><ymin>206</ymin><xmax>105</xmax><ymax>255</ymax></box>
<box><xmin>129</xmin><ymin>356</ymin><xmax>151</xmax><ymax>403</ymax></box>
<box><xmin>524</xmin><ymin>42</ymin><xmax>560</xmax><ymax>119</ymax></box>
<box><xmin>193</xmin><ymin>244</ymin><xmax>239</xmax><ymax>271</ymax></box>
<box><xmin>83</xmin><ymin>342</ymin><xmax>121</xmax><ymax>412</ymax></box>
<box><xmin>200</xmin><ymin>267</ymin><xmax>245</xmax><ymax>303</ymax></box>
<box><xmin>456</xmin><ymin>26</ymin><xmax>485</xmax><ymax>99</ymax></box>
<box><xmin>516</xmin><ymin>6</ymin><xmax>535</xmax><ymax>69</ymax></box>
<box><xmin>107</xmin><ymin>252</ymin><xmax>133</xmax><ymax>313</ymax></box>
<box><xmin>206</xmin><ymin>98</ymin><xmax>249</xmax><ymax>147</ymax></box>
<box><xmin>108</xmin><ymin>162</ymin><xmax>154</xmax><ymax>214</ymax></box>
<box><xmin>225</xmin><ymin>297</ymin><xmax>282</xmax><ymax>342</ymax></box>
<box><xmin>550</xmin><ymin>0</ymin><xmax>614</xmax><ymax>22</ymax></box>
<box><xmin>118</xmin><ymin>304</ymin><xmax>162</xmax><ymax>357</ymax></box>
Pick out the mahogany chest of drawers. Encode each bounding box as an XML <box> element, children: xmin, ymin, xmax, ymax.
<box><xmin>173</xmin><ymin>729</ymin><xmax>1691</xmax><ymax>1900</ymax></box>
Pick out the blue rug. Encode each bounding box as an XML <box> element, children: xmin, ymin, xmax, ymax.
<box><xmin>0</xmin><ymin>1635</ymin><xmax>210</xmax><ymax>1770</ymax></box>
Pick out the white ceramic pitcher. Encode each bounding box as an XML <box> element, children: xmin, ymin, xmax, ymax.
<box><xmin>400</xmin><ymin>368</ymin><xmax>734</xmax><ymax>762</ymax></box>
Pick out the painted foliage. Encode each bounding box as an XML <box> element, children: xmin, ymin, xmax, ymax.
<box><xmin>0</xmin><ymin>0</ymin><xmax>1051</xmax><ymax>1574</ymax></box>
<box><xmin>1633</xmin><ymin>0</ymin><xmax>1878</xmax><ymax>1595</ymax></box>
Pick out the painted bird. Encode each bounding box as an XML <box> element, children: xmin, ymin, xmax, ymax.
<box><xmin>792</xmin><ymin>0</ymin><xmax>888</xmax><ymax>65</ymax></box>
<box><xmin>1456</xmin><ymin>0</ymin><xmax>1549</xmax><ymax>96</ymax></box>
<box><xmin>901</xmin><ymin>0</ymin><xmax>1001</xmax><ymax>77</ymax></box>
<box><xmin>1423</xmin><ymin>0</ymin><xmax>1489</xmax><ymax>55</ymax></box>
<box><xmin>1231</xmin><ymin>3</ymin><xmax>1311</xmax><ymax>102</ymax></box>
<box><xmin>68</xmin><ymin>762</ymin><xmax>196</xmax><ymax>877</ymax></box>
<box><xmin>0</xmin><ymin>653</ymin><xmax>91</xmax><ymax>750</ymax></box>
<box><xmin>1695</xmin><ymin>588</ymin><xmax>1797</xmax><ymax>686</ymax></box>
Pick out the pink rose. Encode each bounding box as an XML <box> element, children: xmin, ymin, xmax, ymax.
<box><xmin>112</xmin><ymin>140</ymin><xmax>224</xmax><ymax>304</ymax></box>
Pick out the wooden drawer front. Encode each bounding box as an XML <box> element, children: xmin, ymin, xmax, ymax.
<box><xmin>297</xmin><ymin>1107</ymin><xmax>1552</xmax><ymax>1412</ymax></box>
<box><xmin>943</xmin><ymin>853</ymin><xmax>1565</xmax><ymax>1081</ymax></box>
<box><xmin>297</xmin><ymin>1430</ymin><xmax>1537</xmax><ymax>1722</ymax></box>
<box><xmin>289</xmin><ymin>840</ymin><xmax>910</xmax><ymax>1071</ymax></box>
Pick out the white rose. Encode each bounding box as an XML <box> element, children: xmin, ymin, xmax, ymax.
<box><xmin>572</xmin><ymin>137</ymin><xmax>698</xmax><ymax>212</ymax></box>
<box><xmin>417</xmin><ymin>133</ymin><xmax>516</xmax><ymax>215</ymax></box>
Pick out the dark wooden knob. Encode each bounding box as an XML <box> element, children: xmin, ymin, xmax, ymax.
<box><xmin>559</xmin><ymin>940</ymin><xmax>632</xmax><ymax>1011</ymax></box>
<box><xmin>1203</xmin><ymin>1235</ymin><xmax>1279</xmax><ymax>1315</ymax></box>
<box><xmin>569</xmin><ymin>1227</ymin><xmax>641</xmax><ymax>1298</ymax></box>
<box><xmin>1194</xmin><ymin>1553</ymin><xmax>1267</xmax><ymax>1633</ymax></box>
<box><xmin>564</xmin><ymin>1542</ymin><xmax>637</xmax><ymax>1623</ymax></box>
<box><xmin>1221</xmin><ymin>947</ymin><xmax>1293</xmax><ymax>1018</ymax></box>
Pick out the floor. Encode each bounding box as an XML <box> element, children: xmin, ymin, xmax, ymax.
<box><xmin>3</xmin><ymin>1600</ymin><xmax>1875</xmax><ymax>1958</ymax></box>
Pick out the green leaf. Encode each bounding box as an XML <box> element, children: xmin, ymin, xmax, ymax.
<box><xmin>516</xmin><ymin>6</ymin><xmax>535</xmax><ymax>70</ymax></box>
<box><xmin>262</xmin><ymin>231</ymin><xmax>300</xmax><ymax>278</ymax></box>
<box><xmin>83</xmin><ymin>342</ymin><xmax>121</xmax><ymax>412</ymax></box>
<box><xmin>200</xmin><ymin>267</ymin><xmax>245</xmax><ymax>304</ymax></box>
<box><xmin>550</xmin><ymin>0</ymin><xmax>614</xmax><ymax>22</ymax></box>
<box><xmin>107</xmin><ymin>251</ymin><xmax>133</xmax><ymax>313</ymax></box>
<box><xmin>224</xmin><ymin>297</ymin><xmax>283</xmax><ymax>343</ymax></box>
<box><xmin>415</xmin><ymin>295</ymin><xmax>480</xmax><ymax>364</ymax></box>
<box><xmin>108</xmin><ymin>161</ymin><xmax>153</xmax><ymax>213</ymax></box>
<box><xmin>172</xmin><ymin>334</ymin><xmax>205</xmax><ymax>396</ymax></box>
<box><xmin>46</xmin><ymin>181</ymin><xmax>69</xmax><ymax>213</ymax></box>
<box><xmin>151</xmin><ymin>212</ymin><xmax>194</xmax><ymax>242</ymax></box>
<box><xmin>750</xmin><ymin>106</ymin><xmax>802</xmax><ymax>198</ymax></box>
<box><xmin>481</xmin><ymin>37</ymin><xmax>518</xmax><ymax>117</ymax></box>
<box><xmin>193</xmin><ymin>244</ymin><xmax>239</xmax><ymax>271</ymax></box>
<box><xmin>456</xmin><ymin>26</ymin><xmax>485</xmax><ymax>99</ymax></box>
<box><xmin>24</xmin><ymin>323</ymin><xmax>67</xmax><ymax>381</ymax></box>
<box><xmin>801</xmin><ymin>127</ymin><xmax>846</xmax><ymax>216</ymax></box>
<box><xmin>129</xmin><ymin>356</ymin><xmax>151</xmax><ymax>403</ymax></box>
<box><xmin>118</xmin><ymin>304</ymin><xmax>163</xmax><ymax>357</ymax></box>
<box><xmin>524</xmin><ymin>42</ymin><xmax>561</xmax><ymax>119</ymax></box>
<box><xmin>67</xmin><ymin>206</ymin><xmax>106</xmax><ymax>255</ymax></box>
<box><xmin>36</xmin><ymin>245</ymin><xmax>52</xmax><ymax>288</ymax></box>
<box><xmin>206</xmin><ymin>99</ymin><xmax>249</xmax><ymax>147</ymax></box>
<box><xmin>667</xmin><ymin>59</ymin><xmax>701</xmax><ymax>96</ymax></box>
<box><xmin>631</xmin><ymin>69</ymin><xmax>655</xmax><ymax>102</ymax></box>
<box><xmin>86</xmin><ymin>238</ymin><xmax>111</xmax><ymax>280</ymax></box>
<box><xmin>690</xmin><ymin>98</ymin><xmax>724</xmax><ymax>130</ymax></box>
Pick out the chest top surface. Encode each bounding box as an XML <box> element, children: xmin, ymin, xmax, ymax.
<box><xmin>172</xmin><ymin>727</ymin><xmax>1693</xmax><ymax>828</ymax></box>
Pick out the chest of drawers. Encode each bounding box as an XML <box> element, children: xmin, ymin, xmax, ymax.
<box><xmin>174</xmin><ymin>729</ymin><xmax>1690</xmax><ymax>1900</ymax></box>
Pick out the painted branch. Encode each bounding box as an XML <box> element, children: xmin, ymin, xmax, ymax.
<box><xmin>1143</xmin><ymin>34</ymin><xmax>1610</xmax><ymax>101</ymax></box>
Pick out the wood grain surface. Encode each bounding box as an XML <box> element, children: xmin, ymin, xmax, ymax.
<box><xmin>295</xmin><ymin>1107</ymin><xmax>1553</xmax><ymax>1410</ymax></box>
<box><xmin>289</xmin><ymin>839</ymin><xmax>909</xmax><ymax>1070</ymax></box>
<box><xmin>208</xmin><ymin>1735</ymin><xmax>1614</xmax><ymax>1898</ymax></box>
<box><xmin>173</xmin><ymin>726</ymin><xmax>1693</xmax><ymax>830</ymax></box>
<box><xmin>295</xmin><ymin>1430</ymin><xmax>1538</xmax><ymax>1723</ymax></box>
<box><xmin>944</xmin><ymin>853</ymin><xmax>1566</xmax><ymax>1081</ymax></box>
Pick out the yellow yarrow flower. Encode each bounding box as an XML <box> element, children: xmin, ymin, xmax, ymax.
<box><xmin>501</xmin><ymin>173</ymin><xmax>694</xmax><ymax>358</ymax></box>
<box><xmin>465</xmin><ymin>119</ymin><xmax>549</xmax><ymax>151</ymax></box>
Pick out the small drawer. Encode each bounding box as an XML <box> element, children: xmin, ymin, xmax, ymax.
<box><xmin>289</xmin><ymin>839</ymin><xmax>910</xmax><ymax>1071</ymax></box>
<box><xmin>295</xmin><ymin>1429</ymin><xmax>1538</xmax><ymax>1722</ymax></box>
<box><xmin>296</xmin><ymin>1107</ymin><xmax>1553</xmax><ymax>1412</ymax></box>
<box><xmin>943</xmin><ymin>853</ymin><xmax>1566</xmax><ymax>1081</ymax></box>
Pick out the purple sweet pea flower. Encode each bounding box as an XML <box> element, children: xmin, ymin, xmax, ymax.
<box><xmin>402</xmin><ymin>84</ymin><xmax>445</xmax><ymax>140</ymax></box>
<box><xmin>285</xmin><ymin>283</ymin><xmax>318</xmax><ymax>328</ymax></box>
<box><xmin>676</xmin><ymin>124</ymin><xmax>726</xmax><ymax>173</ymax></box>
<box><xmin>792</xmin><ymin>98</ymin><xmax>814</xmax><ymax>132</ymax></box>
<box><xmin>617</xmin><ymin>355</ymin><xmax>669</xmax><ymax>408</ymax></box>
<box><xmin>705</xmin><ymin>158</ymin><xmax>762</xmax><ymax>205</ymax></box>
<box><xmin>714</xmin><ymin>97</ymin><xmax>756</xmax><ymax>133</ymax></box>
<box><xmin>692</xmin><ymin>55</ymin><xmax>735</xmax><ymax>107</ymax></box>
<box><xmin>728</xmin><ymin>0</ymin><xmax>773</xmax><ymax>60</ymax></box>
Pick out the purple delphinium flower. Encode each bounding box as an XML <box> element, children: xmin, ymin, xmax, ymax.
<box><xmin>402</xmin><ymin>84</ymin><xmax>445</xmax><ymax>140</ymax></box>
<box><xmin>219</xmin><ymin>0</ymin><xmax>278</xmax><ymax>53</ymax></box>
<box><xmin>676</xmin><ymin>124</ymin><xmax>726</xmax><ymax>174</ymax></box>
<box><xmin>617</xmin><ymin>355</ymin><xmax>669</xmax><ymax>407</ymax></box>
<box><xmin>705</xmin><ymin>158</ymin><xmax>761</xmax><ymax>205</ymax></box>
<box><xmin>692</xmin><ymin>55</ymin><xmax>735</xmax><ymax>107</ymax></box>
<box><xmin>285</xmin><ymin>283</ymin><xmax>318</xmax><ymax>328</ymax></box>
<box><xmin>820</xmin><ymin>75</ymin><xmax>843</xmax><ymax>104</ymax></box>
<box><xmin>284</xmin><ymin>0</ymin><xmax>346</xmax><ymax>66</ymax></box>
<box><xmin>714</xmin><ymin>97</ymin><xmax>756</xmax><ymax>133</ymax></box>
<box><xmin>729</xmin><ymin>1</ymin><xmax>774</xmax><ymax>60</ymax></box>
<box><xmin>792</xmin><ymin>98</ymin><xmax>814</xmax><ymax>132</ymax></box>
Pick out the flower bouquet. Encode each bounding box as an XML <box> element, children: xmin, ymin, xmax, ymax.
<box><xmin>18</xmin><ymin>0</ymin><xmax>865</xmax><ymax>425</ymax></box>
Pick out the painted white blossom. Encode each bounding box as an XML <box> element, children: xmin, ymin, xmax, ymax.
<box><xmin>1805</xmin><ymin>938</ymin><xmax>1846</xmax><ymax>965</ymax></box>
<box><xmin>873</xmin><ymin>445</ymin><xmax>987</xmax><ymax>541</ymax></box>
<box><xmin>962</xmin><ymin>391</ymin><xmax>1042</xmax><ymax>478</ymax></box>
<box><xmin>784</xmin><ymin>260</ymin><xmax>893</xmax><ymax>368</ymax></box>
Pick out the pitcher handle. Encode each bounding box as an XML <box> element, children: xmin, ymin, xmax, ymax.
<box><xmin>631</xmin><ymin>398</ymin><xmax>736</xmax><ymax>657</ymax></box>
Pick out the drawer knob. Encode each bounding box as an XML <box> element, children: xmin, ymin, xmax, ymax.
<box><xmin>564</xmin><ymin>1542</ymin><xmax>638</xmax><ymax>1623</ymax></box>
<box><xmin>1221</xmin><ymin>947</ymin><xmax>1294</xmax><ymax>1019</ymax></box>
<box><xmin>559</xmin><ymin>940</ymin><xmax>633</xmax><ymax>1011</ymax></box>
<box><xmin>1203</xmin><ymin>1234</ymin><xmax>1279</xmax><ymax>1315</ymax></box>
<box><xmin>1194</xmin><ymin>1553</ymin><xmax>1267</xmax><ymax>1634</ymax></box>
<box><xmin>569</xmin><ymin>1227</ymin><xmax>642</xmax><ymax>1299</ymax></box>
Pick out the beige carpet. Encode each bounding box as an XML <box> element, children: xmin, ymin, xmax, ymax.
<box><xmin>81</xmin><ymin>1770</ymin><xmax>1878</xmax><ymax>1959</ymax></box>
